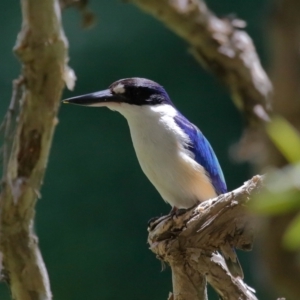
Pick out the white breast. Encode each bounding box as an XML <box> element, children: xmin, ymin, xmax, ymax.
<box><xmin>113</xmin><ymin>103</ymin><xmax>217</xmax><ymax>208</ymax></box>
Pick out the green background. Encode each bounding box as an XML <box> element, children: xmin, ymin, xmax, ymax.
<box><xmin>0</xmin><ymin>1</ymin><xmax>272</xmax><ymax>299</ymax></box>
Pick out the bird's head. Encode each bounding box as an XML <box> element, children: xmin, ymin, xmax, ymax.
<box><xmin>63</xmin><ymin>78</ymin><xmax>174</xmax><ymax>113</ymax></box>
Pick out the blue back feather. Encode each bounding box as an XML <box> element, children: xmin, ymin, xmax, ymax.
<box><xmin>174</xmin><ymin>114</ymin><xmax>227</xmax><ymax>195</ymax></box>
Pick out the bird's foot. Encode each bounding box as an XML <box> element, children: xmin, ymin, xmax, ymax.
<box><xmin>169</xmin><ymin>206</ymin><xmax>186</xmax><ymax>216</ymax></box>
<box><xmin>148</xmin><ymin>202</ymin><xmax>200</xmax><ymax>231</ymax></box>
<box><xmin>147</xmin><ymin>216</ymin><xmax>161</xmax><ymax>227</ymax></box>
<box><xmin>148</xmin><ymin>206</ymin><xmax>190</xmax><ymax>231</ymax></box>
<box><xmin>174</xmin><ymin>208</ymin><xmax>188</xmax><ymax>216</ymax></box>
<box><xmin>170</xmin><ymin>205</ymin><xmax>197</xmax><ymax>216</ymax></box>
<box><xmin>147</xmin><ymin>214</ymin><xmax>172</xmax><ymax>231</ymax></box>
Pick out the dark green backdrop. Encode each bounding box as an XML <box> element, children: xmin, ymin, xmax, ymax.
<box><xmin>0</xmin><ymin>1</ymin><xmax>270</xmax><ymax>299</ymax></box>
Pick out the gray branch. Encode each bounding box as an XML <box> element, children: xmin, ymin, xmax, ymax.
<box><xmin>148</xmin><ymin>176</ymin><xmax>263</xmax><ymax>300</ymax></box>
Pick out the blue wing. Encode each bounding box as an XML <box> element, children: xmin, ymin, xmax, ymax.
<box><xmin>175</xmin><ymin>114</ymin><xmax>227</xmax><ymax>195</ymax></box>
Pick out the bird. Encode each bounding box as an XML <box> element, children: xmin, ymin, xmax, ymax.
<box><xmin>63</xmin><ymin>77</ymin><xmax>243</xmax><ymax>278</ymax></box>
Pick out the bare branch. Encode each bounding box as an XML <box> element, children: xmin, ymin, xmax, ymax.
<box><xmin>129</xmin><ymin>0</ymin><xmax>272</xmax><ymax>129</ymax></box>
<box><xmin>148</xmin><ymin>175</ymin><xmax>263</xmax><ymax>300</ymax></box>
<box><xmin>0</xmin><ymin>0</ymin><xmax>70</xmax><ymax>299</ymax></box>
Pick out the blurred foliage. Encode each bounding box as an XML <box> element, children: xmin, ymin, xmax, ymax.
<box><xmin>283</xmin><ymin>212</ymin><xmax>300</xmax><ymax>250</ymax></box>
<box><xmin>252</xmin><ymin>117</ymin><xmax>300</xmax><ymax>251</ymax></box>
<box><xmin>267</xmin><ymin>115</ymin><xmax>300</xmax><ymax>163</ymax></box>
<box><xmin>0</xmin><ymin>0</ymin><xmax>270</xmax><ymax>300</ymax></box>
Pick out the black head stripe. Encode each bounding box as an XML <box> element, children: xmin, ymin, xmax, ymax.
<box><xmin>109</xmin><ymin>78</ymin><xmax>174</xmax><ymax>106</ymax></box>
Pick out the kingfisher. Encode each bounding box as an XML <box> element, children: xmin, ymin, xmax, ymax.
<box><xmin>63</xmin><ymin>77</ymin><xmax>243</xmax><ymax>278</ymax></box>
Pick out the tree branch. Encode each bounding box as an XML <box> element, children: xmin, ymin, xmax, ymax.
<box><xmin>129</xmin><ymin>0</ymin><xmax>272</xmax><ymax>129</ymax></box>
<box><xmin>0</xmin><ymin>0</ymin><xmax>71</xmax><ymax>299</ymax></box>
<box><xmin>148</xmin><ymin>175</ymin><xmax>263</xmax><ymax>300</ymax></box>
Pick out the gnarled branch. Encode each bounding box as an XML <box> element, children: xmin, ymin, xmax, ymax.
<box><xmin>148</xmin><ymin>175</ymin><xmax>263</xmax><ymax>300</ymax></box>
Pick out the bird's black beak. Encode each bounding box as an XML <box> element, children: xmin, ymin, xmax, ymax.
<box><xmin>62</xmin><ymin>89</ymin><xmax>123</xmax><ymax>106</ymax></box>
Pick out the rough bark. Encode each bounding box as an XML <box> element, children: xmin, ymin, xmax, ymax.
<box><xmin>148</xmin><ymin>176</ymin><xmax>263</xmax><ymax>300</ymax></box>
<box><xmin>0</xmin><ymin>0</ymin><xmax>71</xmax><ymax>299</ymax></box>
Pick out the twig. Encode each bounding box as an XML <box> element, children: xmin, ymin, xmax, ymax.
<box><xmin>148</xmin><ymin>175</ymin><xmax>263</xmax><ymax>300</ymax></box>
<box><xmin>0</xmin><ymin>0</ymin><xmax>71</xmax><ymax>299</ymax></box>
